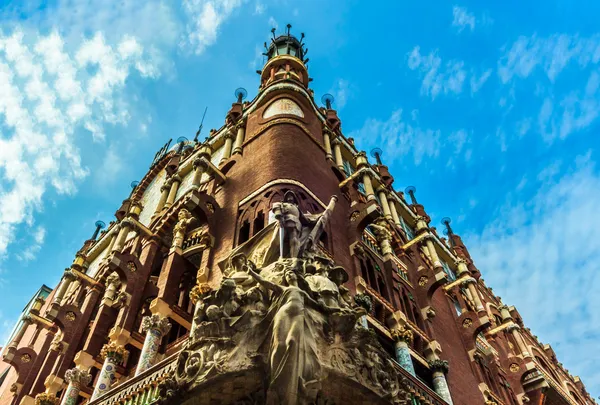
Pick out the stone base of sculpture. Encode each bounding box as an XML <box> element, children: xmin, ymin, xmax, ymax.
<box><xmin>165</xmin><ymin>257</ymin><xmax>412</xmax><ymax>405</ymax></box>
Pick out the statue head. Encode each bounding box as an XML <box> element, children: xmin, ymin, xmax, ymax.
<box><xmin>328</xmin><ymin>266</ymin><xmax>349</xmax><ymax>286</ymax></box>
<box><xmin>283</xmin><ymin>269</ymin><xmax>299</xmax><ymax>286</ymax></box>
<box><xmin>230</xmin><ymin>253</ymin><xmax>247</xmax><ymax>270</ymax></box>
<box><xmin>283</xmin><ymin>190</ymin><xmax>299</xmax><ymax>205</ymax></box>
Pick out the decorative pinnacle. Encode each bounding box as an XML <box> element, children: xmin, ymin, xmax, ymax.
<box><xmin>404</xmin><ymin>186</ymin><xmax>417</xmax><ymax>204</ymax></box>
<box><xmin>92</xmin><ymin>220</ymin><xmax>106</xmax><ymax>240</ymax></box>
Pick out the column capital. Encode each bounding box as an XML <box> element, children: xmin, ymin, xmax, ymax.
<box><xmin>21</xmin><ymin>315</ymin><xmax>33</xmax><ymax>324</ymax></box>
<box><xmin>160</xmin><ymin>182</ymin><xmax>171</xmax><ymax>192</ymax></box>
<box><xmin>331</xmin><ymin>137</ymin><xmax>342</xmax><ymax>146</ymax></box>
<box><xmin>34</xmin><ymin>393</ymin><xmax>59</xmax><ymax>405</ymax></box>
<box><xmin>100</xmin><ymin>342</ymin><xmax>128</xmax><ymax>364</ymax></box>
<box><xmin>460</xmin><ymin>277</ymin><xmax>477</xmax><ymax>286</ymax></box>
<box><xmin>506</xmin><ymin>324</ymin><xmax>520</xmax><ymax>333</ymax></box>
<box><xmin>234</xmin><ymin>120</ymin><xmax>246</xmax><ymax>130</ymax></box>
<box><xmin>170</xmin><ymin>174</ymin><xmax>182</xmax><ymax>183</ymax></box>
<box><xmin>141</xmin><ymin>314</ymin><xmax>172</xmax><ymax>337</ymax></box>
<box><xmin>63</xmin><ymin>269</ymin><xmax>77</xmax><ymax>281</ymax></box>
<box><xmin>64</xmin><ymin>368</ymin><xmax>92</xmax><ymax>387</ymax></box>
<box><xmin>391</xmin><ymin>326</ymin><xmax>414</xmax><ymax>345</ymax></box>
<box><xmin>192</xmin><ymin>157</ymin><xmax>208</xmax><ymax>170</ymax></box>
<box><xmin>428</xmin><ymin>359</ymin><xmax>450</xmax><ymax>374</ymax></box>
<box><xmin>376</xmin><ymin>185</ymin><xmax>389</xmax><ymax>194</ymax></box>
<box><xmin>223</xmin><ymin>129</ymin><xmax>235</xmax><ymax>140</ymax></box>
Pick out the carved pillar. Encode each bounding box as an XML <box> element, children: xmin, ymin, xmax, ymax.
<box><xmin>389</xmin><ymin>200</ymin><xmax>401</xmax><ymax>226</ymax></box>
<box><xmin>323</xmin><ymin>129</ymin><xmax>333</xmax><ymax>161</ymax></box>
<box><xmin>111</xmin><ymin>219</ymin><xmax>133</xmax><ymax>253</ymax></box>
<box><xmin>462</xmin><ymin>278</ymin><xmax>484</xmax><ymax>311</ymax></box>
<box><xmin>507</xmin><ymin>325</ymin><xmax>530</xmax><ymax>357</ymax></box>
<box><xmin>9</xmin><ymin>316</ymin><xmax>32</xmax><ymax>348</ymax></box>
<box><xmin>220</xmin><ymin>131</ymin><xmax>234</xmax><ymax>164</ymax></box>
<box><xmin>60</xmin><ymin>369</ymin><xmax>91</xmax><ymax>405</ymax></box>
<box><xmin>424</xmin><ymin>236</ymin><xmax>443</xmax><ymax>269</ymax></box>
<box><xmin>371</xmin><ymin>220</ymin><xmax>393</xmax><ymax>258</ymax></box>
<box><xmin>429</xmin><ymin>360</ymin><xmax>453</xmax><ymax>405</ymax></box>
<box><xmin>165</xmin><ymin>175</ymin><xmax>181</xmax><ymax>208</ymax></box>
<box><xmin>377</xmin><ymin>187</ymin><xmax>392</xmax><ymax>219</ymax></box>
<box><xmin>332</xmin><ymin>138</ymin><xmax>344</xmax><ymax>171</ymax></box>
<box><xmin>52</xmin><ymin>270</ymin><xmax>77</xmax><ymax>305</ymax></box>
<box><xmin>91</xmin><ymin>343</ymin><xmax>128</xmax><ymax>401</ymax></box>
<box><xmin>455</xmin><ymin>258</ymin><xmax>469</xmax><ymax>276</ymax></box>
<box><xmin>232</xmin><ymin>122</ymin><xmax>246</xmax><ymax>155</ymax></box>
<box><xmin>135</xmin><ymin>315</ymin><xmax>172</xmax><ymax>376</ymax></box>
<box><xmin>155</xmin><ymin>182</ymin><xmax>171</xmax><ymax>215</ymax></box>
<box><xmin>392</xmin><ymin>326</ymin><xmax>415</xmax><ymax>376</ymax></box>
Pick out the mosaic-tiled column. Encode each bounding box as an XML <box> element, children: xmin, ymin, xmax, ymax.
<box><xmin>135</xmin><ymin>315</ymin><xmax>172</xmax><ymax>376</ymax></box>
<box><xmin>392</xmin><ymin>326</ymin><xmax>416</xmax><ymax>376</ymax></box>
<box><xmin>429</xmin><ymin>359</ymin><xmax>453</xmax><ymax>405</ymax></box>
<box><xmin>91</xmin><ymin>343</ymin><xmax>128</xmax><ymax>401</ymax></box>
<box><xmin>60</xmin><ymin>368</ymin><xmax>91</xmax><ymax>405</ymax></box>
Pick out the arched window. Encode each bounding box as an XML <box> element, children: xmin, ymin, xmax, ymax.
<box><xmin>238</xmin><ymin>219</ymin><xmax>250</xmax><ymax>245</ymax></box>
<box><xmin>253</xmin><ymin>210</ymin><xmax>265</xmax><ymax>234</ymax></box>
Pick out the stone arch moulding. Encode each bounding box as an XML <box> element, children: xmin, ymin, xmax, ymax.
<box><xmin>262</xmin><ymin>97</ymin><xmax>305</xmax><ymax>119</ymax></box>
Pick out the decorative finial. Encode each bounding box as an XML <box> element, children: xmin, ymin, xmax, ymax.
<box><xmin>92</xmin><ymin>220</ymin><xmax>106</xmax><ymax>240</ymax></box>
<box><xmin>405</xmin><ymin>186</ymin><xmax>417</xmax><ymax>204</ymax></box>
<box><xmin>370</xmin><ymin>148</ymin><xmax>383</xmax><ymax>165</ymax></box>
<box><xmin>321</xmin><ymin>93</ymin><xmax>335</xmax><ymax>110</ymax></box>
<box><xmin>194</xmin><ymin>107</ymin><xmax>208</xmax><ymax>143</ymax></box>
<box><xmin>441</xmin><ymin>217</ymin><xmax>453</xmax><ymax>236</ymax></box>
<box><xmin>234</xmin><ymin>87</ymin><xmax>248</xmax><ymax>103</ymax></box>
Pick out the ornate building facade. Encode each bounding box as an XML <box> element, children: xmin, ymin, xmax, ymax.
<box><xmin>0</xmin><ymin>28</ymin><xmax>595</xmax><ymax>405</ymax></box>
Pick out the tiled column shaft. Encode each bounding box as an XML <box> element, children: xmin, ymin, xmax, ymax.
<box><xmin>61</xmin><ymin>369</ymin><xmax>91</xmax><ymax>405</ymax></box>
<box><xmin>395</xmin><ymin>340</ymin><xmax>416</xmax><ymax>376</ymax></box>
<box><xmin>135</xmin><ymin>315</ymin><xmax>171</xmax><ymax>376</ymax></box>
<box><xmin>91</xmin><ymin>344</ymin><xmax>127</xmax><ymax>401</ymax></box>
<box><xmin>432</xmin><ymin>371</ymin><xmax>453</xmax><ymax>405</ymax></box>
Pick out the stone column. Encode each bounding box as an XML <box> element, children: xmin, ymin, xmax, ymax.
<box><xmin>462</xmin><ymin>278</ymin><xmax>484</xmax><ymax>311</ymax></box>
<box><xmin>91</xmin><ymin>343</ymin><xmax>128</xmax><ymax>401</ymax></box>
<box><xmin>60</xmin><ymin>369</ymin><xmax>91</xmax><ymax>405</ymax></box>
<box><xmin>323</xmin><ymin>129</ymin><xmax>333</xmax><ymax>161</ymax></box>
<box><xmin>220</xmin><ymin>131</ymin><xmax>234</xmax><ymax>164</ymax></box>
<box><xmin>52</xmin><ymin>270</ymin><xmax>77</xmax><ymax>305</ymax></box>
<box><xmin>507</xmin><ymin>325</ymin><xmax>530</xmax><ymax>357</ymax></box>
<box><xmin>135</xmin><ymin>315</ymin><xmax>172</xmax><ymax>376</ymax></box>
<box><xmin>377</xmin><ymin>187</ymin><xmax>392</xmax><ymax>219</ymax></box>
<box><xmin>425</xmin><ymin>236</ymin><xmax>443</xmax><ymax>269</ymax></box>
<box><xmin>165</xmin><ymin>175</ymin><xmax>181</xmax><ymax>207</ymax></box>
<box><xmin>389</xmin><ymin>200</ymin><xmax>401</xmax><ymax>226</ymax></box>
<box><xmin>111</xmin><ymin>219</ymin><xmax>133</xmax><ymax>253</ymax></box>
<box><xmin>362</xmin><ymin>173</ymin><xmax>376</xmax><ymax>201</ymax></box>
<box><xmin>429</xmin><ymin>359</ymin><xmax>453</xmax><ymax>405</ymax></box>
<box><xmin>392</xmin><ymin>326</ymin><xmax>416</xmax><ymax>376</ymax></box>
<box><xmin>455</xmin><ymin>258</ymin><xmax>469</xmax><ymax>277</ymax></box>
<box><xmin>9</xmin><ymin>315</ymin><xmax>32</xmax><ymax>348</ymax></box>
<box><xmin>332</xmin><ymin>139</ymin><xmax>344</xmax><ymax>171</ymax></box>
<box><xmin>232</xmin><ymin>122</ymin><xmax>246</xmax><ymax>155</ymax></box>
<box><xmin>154</xmin><ymin>182</ymin><xmax>171</xmax><ymax>215</ymax></box>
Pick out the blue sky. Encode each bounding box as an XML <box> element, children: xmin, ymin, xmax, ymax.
<box><xmin>0</xmin><ymin>0</ymin><xmax>598</xmax><ymax>396</ymax></box>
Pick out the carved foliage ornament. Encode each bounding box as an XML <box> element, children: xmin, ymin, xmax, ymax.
<box><xmin>65</xmin><ymin>311</ymin><xmax>76</xmax><ymax>322</ymax></box>
<box><xmin>509</xmin><ymin>363</ymin><xmax>520</xmax><ymax>373</ymax></box>
<box><xmin>418</xmin><ymin>276</ymin><xmax>428</xmax><ymax>287</ymax></box>
<box><xmin>34</xmin><ymin>393</ymin><xmax>59</xmax><ymax>405</ymax></box>
<box><xmin>189</xmin><ymin>283</ymin><xmax>213</xmax><ymax>304</ymax></box>
<box><xmin>391</xmin><ymin>326</ymin><xmax>414</xmax><ymax>345</ymax></box>
<box><xmin>64</xmin><ymin>368</ymin><xmax>92</xmax><ymax>387</ymax></box>
<box><xmin>141</xmin><ymin>314</ymin><xmax>172</xmax><ymax>337</ymax></box>
<box><xmin>20</xmin><ymin>354</ymin><xmax>31</xmax><ymax>363</ymax></box>
<box><xmin>100</xmin><ymin>342</ymin><xmax>128</xmax><ymax>364</ymax></box>
<box><xmin>462</xmin><ymin>318</ymin><xmax>473</xmax><ymax>328</ymax></box>
<box><xmin>428</xmin><ymin>359</ymin><xmax>450</xmax><ymax>374</ymax></box>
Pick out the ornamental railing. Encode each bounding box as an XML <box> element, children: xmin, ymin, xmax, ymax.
<box><xmin>393</xmin><ymin>361</ymin><xmax>447</xmax><ymax>405</ymax></box>
<box><xmin>90</xmin><ymin>353</ymin><xmax>178</xmax><ymax>405</ymax></box>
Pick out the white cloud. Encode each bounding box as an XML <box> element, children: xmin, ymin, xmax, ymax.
<box><xmin>328</xmin><ymin>79</ymin><xmax>352</xmax><ymax>110</ymax></box>
<box><xmin>350</xmin><ymin>109</ymin><xmax>442</xmax><ymax>165</ymax></box>
<box><xmin>254</xmin><ymin>1</ymin><xmax>265</xmax><ymax>15</ymax></box>
<box><xmin>268</xmin><ymin>16</ymin><xmax>278</xmax><ymax>30</ymax></box>
<box><xmin>0</xmin><ymin>29</ymin><xmax>161</xmax><ymax>262</ymax></box>
<box><xmin>452</xmin><ymin>6</ymin><xmax>475</xmax><ymax>32</ymax></box>
<box><xmin>498</xmin><ymin>34</ymin><xmax>600</xmax><ymax>84</ymax></box>
<box><xmin>16</xmin><ymin>226</ymin><xmax>46</xmax><ymax>262</ymax></box>
<box><xmin>408</xmin><ymin>47</ymin><xmax>491</xmax><ymax>99</ymax></box>
<box><xmin>181</xmin><ymin>0</ymin><xmax>244</xmax><ymax>55</ymax></box>
<box><xmin>465</xmin><ymin>153</ymin><xmax>600</xmax><ymax>393</ymax></box>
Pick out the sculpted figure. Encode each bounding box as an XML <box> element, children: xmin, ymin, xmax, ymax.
<box><xmin>305</xmin><ymin>256</ymin><xmax>340</xmax><ymax>308</ymax></box>
<box><xmin>271</xmin><ymin>191</ymin><xmax>337</xmax><ymax>259</ymax></box>
<box><xmin>246</xmin><ymin>266</ymin><xmax>327</xmax><ymax>405</ymax></box>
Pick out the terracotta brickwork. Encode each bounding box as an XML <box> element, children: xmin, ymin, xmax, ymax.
<box><xmin>0</xmin><ymin>29</ymin><xmax>594</xmax><ymax>405</ymax></box>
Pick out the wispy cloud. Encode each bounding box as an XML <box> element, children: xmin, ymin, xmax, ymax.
<box><xmin>328</xmin><ymin>79</ymin><xmax>352</xmax><ymax>110</ymax></box>
<box><xmin>407</xmin><ymin>47</ymin><xmax>491</xmax><ymax>99</ymax></box>
<box><xmin>350</xmin><ymin>109</ymin><xmax>443</xmax><ymax>165</ymax></box>
<box><xmin>498</xmin><ymin>34</ymin><xmax>600</xmax><ymax>83</ymax></box>
<box><xmin>465</xmin><ymin>152</ymin><xmax>600</xmax><ymax>391</ymax></box>
<box><xmin>181</xmin><ymin>0</ymin><xmax>244</xmax><ymax>55</ymax></box>
<box><xmin>16</xmin><ymin>226</ymin><xmax>45</xmax><ymax>262</ymax></box>
<box><xmin>452</xmin><ymin>6</ymin><xmax>475</xmax><ymax>32</ymax></box>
